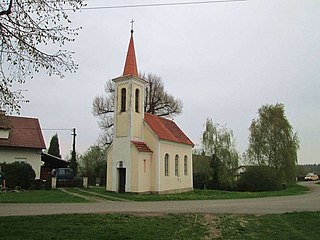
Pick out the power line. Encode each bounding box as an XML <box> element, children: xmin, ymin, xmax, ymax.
<box><xmin>66</xmin><ymin>0</ymin><xmax>248</xmax><ymax>11</ymax></box>
<box><xmin>12</xmin><ymin>128</ymin><xmax>73</xmax><ymax>131</ymax></box>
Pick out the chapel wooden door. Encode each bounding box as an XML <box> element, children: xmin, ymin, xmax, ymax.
<box><xmin>118</xmin><ymin>168</ymin><xmax>126</xmax><ymax>193</ymax></box>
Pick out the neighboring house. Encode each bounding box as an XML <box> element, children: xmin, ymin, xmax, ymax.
<box><xmin>235</xmin><ymin>166</ymin><xmax>247</xmax><ymax>180</ymax></box>
<box><xmin>0</xmin><ymin>111</ymin><xmax>46</xmax><ymax>179</ymax></box>
<box><xmin>106</xmin><ymin>29</ymin><xmax>194</xmax><ymax>194</ymax></box>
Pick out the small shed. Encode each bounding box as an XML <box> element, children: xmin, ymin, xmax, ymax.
<box><xmin>40</xmin><ymin>153</ymin><xmax>68</xmax><ymax>180</ymax></box>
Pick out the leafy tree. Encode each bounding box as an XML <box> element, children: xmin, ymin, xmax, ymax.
<box><xmin>246</xmin><ymin>103</ymin><xmax>299</xmax><ymax>184</ymax></box>
<box><xmin>192</xmin><ymin>154</ymin><xmax>213</xmax><ymax>189</ymax></box>
<box><xmin>78</xmin><ymin>145</ymin><xmax>107</xmax><ymax>185</ymax></box>
<box><xmin>201</xmin><ymin>118</ymin><xmax>239</xmax><ymax>190</ymax></box>
<box><xmin>48</xmin><ymin>134</ymin><xmax>61</xmax><ymax>158</ymax></box>
<box><xmin>0</xmin><ymin>0</ymin><xmax>83</xmax><ymax>112</ymax></box>
<box><xmin>69</xmin><ymin>128</ymin><xmax>78</xmax><ymax>175</ymax></box>
<box><xmin>237</xmin><ymin>166</ymin><xmax>282</xmax><ymax>192</ymax></box>
<box><xmin>92</xmin><ymin>73</ymin><xmax>183</xmax><ymax>145</ymax></box>
<box><xmin>210</xmin><ymin>154</ymin><xmax>226</xmax><ymax>189</ymax></box>
<box><xmin>64</xmin><ymin>150</ymin><xmax>80</xmax><ymax>176</ymax></box>
<box><xmin>69</xmin><ymin>156</ymin><xmax>78</xmax><ymax>177</ymax></box>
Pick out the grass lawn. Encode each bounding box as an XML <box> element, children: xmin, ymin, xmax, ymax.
<box><xmin>216</xmin><ymin>211</ymin><xmax>320</xmax><ymax>239</ymax></box>
<box><xmin>0</xmin><ymin>213</ymin><xmax>206</xmax><ymax>240</ymax></box>
<box><xmin>0</xmin><ymin>212</ymin><xmax>319</xmax><ymax>240</ymax></box>
<box><xmin>69</xmin><ymin>184</ymin><xmax>309</xmax><ymax>201</ymax></box>
<box><xmin>0</xmin><ymin>189</ymin><xmax>90</xmax><ymax>203</ymax></box>
<box><xmin>0</xmin><ymin>184</ymin><xmax>309</xmax><ymax>203</ymax></box>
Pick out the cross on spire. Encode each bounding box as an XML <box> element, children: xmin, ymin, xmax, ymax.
<box><xmin>130</xmin><ymin>19</ymin><xmax>135</xmax><ymax>34</ymax></box>
<box><xmin>123</xmin><ymin>21</ymin><xmax>138</xmax><ymax>77</ymax></box>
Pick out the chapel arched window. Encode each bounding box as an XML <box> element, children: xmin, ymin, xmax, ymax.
<box><xmin>184</xmin><ymin>155</ymin><xmax>188</xmax><ymax>176</ymax></box>
<box><xmin>121</xmin><ymin>88</ymin><xmax>126</xmax><ymax>112</ymax></box>
<box><xmin>175</xmin><ymin>154</ymin><xmax>179</xmax><ymax>176</ymax></box>
<box><xmin>135</xmin><ymin>89</ymin><xmax>140</xmax><ymax>113</ymax></box>
<box><xmin>164</xmin><ymin>154</ymin><xmax>169</xmax><ymax>176</ymax></box>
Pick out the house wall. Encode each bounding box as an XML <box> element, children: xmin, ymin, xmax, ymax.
<box><xmin>115</xmin><ymin>81</ymin><xmax>130</xmax><ymax>138</ymax></box>
<box><xmin>143</xmin><ymin>124</ymin><xmax>159</xmax><ymax>192</ymax></box>
<box><xmin>115</xmin><ymin>79</ymin><xmax>145</xmax><ymax>141</ymax></box>
<box><xmin>106</xmin><ymin>146</ymin><xmax>113</xmax><ymax>191</ymax></box>
<box><xmin>0</xmin><ymin>147</ymin><xmax>42</xmax><ymax>179</ymax></box>
<box><xmin>130</xmin><ymin>146</ymin><xmax>139</xmax><ymax>192</ymax></box>
<box><xmin>158</xmin><ymin>141</ymin><xmax>193</xmax><ymax>194</ymax></box>
<box><xmin>143</xmin><ymin>124</ymin><xmax>193</xmax><ymax>194</ymax></box>
<box><xmin>130</xmin><ymin>147</ymin><xmax>152</xmax><ymax>193</ymax></box>
<box><xmin>137</xmin><ymin>153</ymin><xmax>152</xmax><ymax>192</ymax></box>
<box><xmin>132</xmin><ymin>83</ymin><xmax>144</xmax><ymax>140</ymax></box>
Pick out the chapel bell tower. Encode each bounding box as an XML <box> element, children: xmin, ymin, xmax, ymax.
<box><xmin>110</xmin><ymin>23</ymin><xmax>147</xmax><ymax>192</ymax></box>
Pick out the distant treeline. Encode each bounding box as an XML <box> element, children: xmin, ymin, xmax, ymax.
<box><xmin>298</xmin><ymin>164</ymin><xmax>320</xmax><ymax>175</ymax></box>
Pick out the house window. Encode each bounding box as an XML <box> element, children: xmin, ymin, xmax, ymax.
<box><xmin>184</xmin><ymin>155</ymin><xmax>188</xmax><ymax>176</ymax></box>
<box><xmin>135</xmin><ymin>89</ymin><xmax>140</xmax><ymax>113</ymax></box>
<box><xmin>121</xmin><ymin>88</ymin><xmax>126</xmax><ymax>112</ymax></box>
<box><xmin>175</xmin><ymin>155</ymin><xmax>179</xmax><ymax>176</ymax></box>
<box><xmin>164</xmin><ymin>154</ymin><xmax>169</xmax><ymax>176</ymax></box>
<box><xmin>143</xmin><ymin>159</ymin><xmax>146</xmax><ymax>173</ymax></box>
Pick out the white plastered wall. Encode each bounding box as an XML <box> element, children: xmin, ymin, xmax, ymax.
<box><xmin>0</xmin><ymin>147</ymin><xmax>42</xmax><ymax>179</ymax></box>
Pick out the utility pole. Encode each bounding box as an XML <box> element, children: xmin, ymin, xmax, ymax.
<box><xmin>70</xmin><ymin>128</ymin><xmax>77</xmax><ymax>175</ymax></box>
<box><xmin>71</xmin><ymin>128</ymin><xmax>76</xmax><ymax>160</ymax></box>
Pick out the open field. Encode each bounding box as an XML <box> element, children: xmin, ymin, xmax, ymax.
<box><xmin>0</xmin><ymin>212</ymin><xmax>319</xmax><ymax>240</ymax></box>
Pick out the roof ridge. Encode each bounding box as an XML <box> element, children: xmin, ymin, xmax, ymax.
<box><xmin>144</xmin><ymin>113</ymin><xmax>194</xmax><ymax>146</ymax></box>
<box><xmin>145</xmin><ymin>113</ymin><xmax>176</xmax><ymax>140</ymax></box>
<box><xmin>7</xmin><ymin>115</ymin><xmax>38</xmax><ymax>120</ymax></box>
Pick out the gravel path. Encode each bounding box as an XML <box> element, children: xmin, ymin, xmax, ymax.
<box><xmin>0</xmin><ymin>181</ymin><xmax>319</xmax><ymax>216</ymax></box>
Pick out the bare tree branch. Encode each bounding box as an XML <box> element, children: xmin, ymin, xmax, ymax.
<box><xmin>0</xmin><ymin>0</ymin><xmax>84</xmax><ymax>112</ymax></box>
<box><xmin>0</xmin><ymin>0</ymin><xmax>12</xmax><ymax>16</ymax></box>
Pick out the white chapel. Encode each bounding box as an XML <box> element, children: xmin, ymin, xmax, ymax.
<box><xmin>106</xmin><ymin>27</ymin><xmax>194</xmax><ymax>194</ymax></box>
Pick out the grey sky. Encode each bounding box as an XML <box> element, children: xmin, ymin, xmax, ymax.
<box><xmin>19</xmin><ymin>0</ymin><xmax>319</xmax><ymax>164</ymax></box>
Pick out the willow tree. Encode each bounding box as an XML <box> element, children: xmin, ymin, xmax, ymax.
<box><xmin>0</xmin><ymin>0</ymin><xmax>83</xmax><ymax>112</ymax></box>
<box><xmin>92</xmin><ymin>73</ymin><xmax>183</xmax><ymax>145</ymax></box>
<box><xmin>201</xmin><ymin>118</ymin><xmax>239</xmax><ymax>190</ymax></box>
<box><xmin>247</xmin><ymin>103</ymin><xmax>299</xmax><ymax>184</ymax></box>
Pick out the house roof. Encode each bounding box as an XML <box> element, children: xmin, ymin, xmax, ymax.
<box><xmin>0</xmin><ymin>116</ymin><xmax>46</xmax><ymax>149</ymax></box>
<box><xmin>41</xmin><ymin>153</ymin><xmax>68</xmax><ymax>168</ymax></box>
<box><xmin>123</xmin><ymin>31</ymin><xmax>138</xmax><ymax>77</ymax></box>
<box><xmin>131</xmin><ymin>141</ymin><xmax>152</xmax><ymax>153</ymax></box>
<box><xmin>144</xmin><ymin>113</ymin><xmax>194</xmax><ymax>146</ymax></box>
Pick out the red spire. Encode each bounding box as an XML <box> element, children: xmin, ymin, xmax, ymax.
<box><xmin>123</xmin><ymin>31</ymin><xmax>138</xmax><ymax>77</ymax></box>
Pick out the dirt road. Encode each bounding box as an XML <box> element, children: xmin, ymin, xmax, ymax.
<box><xmin>0</xmin><ymin>181</ymin><xmax>319</xmax><ymax>216</ymax></box>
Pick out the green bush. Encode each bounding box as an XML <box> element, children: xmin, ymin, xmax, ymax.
<box><xmin>237</xmin><ymin>166</ymin><xmax>283</xmax><ymax>192</ymax></box>
<box><xmin>193</xmin><ymin>172</ymin><xmax>209</xmax><ymax>189</ymax></box>
<box><xmin>0</xmin><ymin>162</ymin><xmax>35</xmax><ymax>189</ymax></box>
<box><xmin>31</xmin><ymin>179</ymin><xmax>44</xmax><ymax>190</ymax></box>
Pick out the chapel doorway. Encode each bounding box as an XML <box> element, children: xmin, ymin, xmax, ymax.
<box><xmin>118</xmin><ymin>168</ymin><xmax>126</xmax><ymax>193</ymax></box>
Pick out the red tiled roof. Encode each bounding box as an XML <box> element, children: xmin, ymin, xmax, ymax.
<box><xmin>0</xmin><ymin>116</ymin><xmax>46</xmax><ymax>149</ymax></box>
<box><xmin>144</xmin><ymin>113</ymin><xmax>194</xmax><ymax>146</ymax></box>
<box><xmin>123</xmin><ymin>32</ymin><xmax>138</xmax><ymax>77</ymax></box>
<box><xmin>131</xmin><ymin>141</ymin><xmax>152</xmax><ymax>153</ymax></box>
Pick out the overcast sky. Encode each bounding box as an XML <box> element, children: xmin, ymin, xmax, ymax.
<box><xmin>18</xmin><ymin>0</ymin><xmax>319</xmax><ymax>164</ymax></box>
